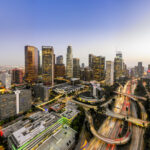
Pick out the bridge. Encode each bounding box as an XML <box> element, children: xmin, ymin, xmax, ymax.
<box><xmin>114</xmin><ymin>91</ymin><xmax>147</xmax><ymax>101</ymax></box>
<box><xmin>70</xmin><ymin>99</ymin><xmax>97</xmax><ymax>110</ymax></box>
<box><xmin>71</xmin><ymin>99</ymin><xmax>149</xmax><ymax>128</ymax></box>
<box><xmin>104</xmin><ymin>108</ymin><xmax>149</xmax><ymax>128</ymax></box>
<box><xmin>85</xmin><ymin>111</ymin><xmax>132</xmax><ymax>145</ymax></box>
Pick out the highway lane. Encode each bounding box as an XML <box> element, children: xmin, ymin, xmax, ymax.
<box><xmin>106</xmin><ymin>83</ymin><xmax>132</xmax><ymax>150</ymax></box>
<box><xmin>124</xmin><ymin>80</ymin><xmax>146</xmax><ymax>150</ymax></box>
<box><xmin>87</xmin><ymin>82</ymin><xmax>131</xmax><ymax>150</ymax></box>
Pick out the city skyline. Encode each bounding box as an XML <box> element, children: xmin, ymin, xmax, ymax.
<box><xmin>1</xmin><ymin>0</ymin><xmax>150</xmax><ymax>67</ymax></box>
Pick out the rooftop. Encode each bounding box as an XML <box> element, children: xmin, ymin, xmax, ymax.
<box><xmin>37</xmin><ymin>125</ymin><xmax>76</xmax><ymax>150</ymax></box>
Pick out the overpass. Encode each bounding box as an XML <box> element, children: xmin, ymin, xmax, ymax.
<box><xmin>104</xmin><ymin>108</ymin><xmax>149</xmax><ymax>128</ymax></box>
<box><xmin>70</xmin><ymin>99</ymin><xmax>97</xmax><ymax>110</ymax></box>
<box><xmin>114</xmin><ymin>91</ymin><xmax>147</xmax><ymax>101</ymax></box>
<box><xmin>71</xmin><ymin>99</ymin><xmax>149</xmax><ymax>128</ymax></box>
<box><xmin>85</xmin><ymin>111</ymin><xmax>132</xmax><ymax>145</ymax></box>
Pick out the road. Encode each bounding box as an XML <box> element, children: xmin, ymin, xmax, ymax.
<box><xmin>114</xmin><ymin>91</ymin><xmax>147</xmax><ymax>101</ymax></box>
<box><xmin>87</xmin><ymin>81</ymin><xmax>132</xmax><ymax>150</ymax></box>
<box><xmin>105</xmin><ymin>107</ymin><xmax>149</xmax><ymax>127</ymax></box>
<box><xmin>85</xmin><ymin>110</ymin><xmax>131</xmax><ymax>145</ymax></box>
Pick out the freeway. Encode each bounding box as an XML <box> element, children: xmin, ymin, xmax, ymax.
<box><xmin>105</xmin><ymin>107</ymin><xmax>149</xmax><ymax>127</ymax></box>
<box><xmin>126</xmin><ymin>79</ymin><xmax>147</xmax><ymax>150</ymax></box>
<box><xmin>70</xmin><ymin>99</ymin><xmax>97</xmax><ymax>110</ymax></box>
<box><xmin>85</xmin><ymin>111</ymin><xmax>132</xmax><ymax>145</ymax></box>
<box><xmin>114</xmin><ymin>91</ymin><xmax>147</xmax><ymax>101</ymax></box>
<box><xmin>87</xmin><ymin>81</ymin><xmax>132</xmax><ymax>150</ymax></box>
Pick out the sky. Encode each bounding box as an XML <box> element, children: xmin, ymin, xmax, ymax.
<box><xmin>1</xmin><ymin>0</ymin><xmax>150</xmax><ymax>67</ymax></box>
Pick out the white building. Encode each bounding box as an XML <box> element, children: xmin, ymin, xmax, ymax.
<box><xmin>106</xmin><ymin>61</ymin><xmax>114</xmax><ymax>86</ymax></box>
<box><xmin>0</xmin><ymin>72</ymin><xmax>11</xmax><ymax>89</ymax></box>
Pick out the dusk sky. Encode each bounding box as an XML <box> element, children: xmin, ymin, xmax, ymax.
<box><xmin>1</xmin><ymin>0</ymin><xmax>150</xmax><ymax>67</ymax></box>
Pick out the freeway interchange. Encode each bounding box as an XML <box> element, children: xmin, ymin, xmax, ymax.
<box><xmin>73</xmin><ymin>80</ymin><xmax>149</xmax><ymax>150</ymax></box>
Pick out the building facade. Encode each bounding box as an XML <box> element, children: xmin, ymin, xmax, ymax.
<box><xmin>89</xmin><ymin>54</ymin><xmax>94</xmax><ymax>69</ymax></box>
<box><xmin>12</xmin><ymin>68</ymin><xmax>23</xmax><ymax>84</ymax></box>
<box><xmin>114</xmin><ymin>51</ymin><xmax>123</xmax><ymax>81</ymax></box>
<box><xmin>0</xmin><ymin>72</ymin><xmax>11</xmax><ymax>89</ymax></box>
<box><xmin>56</xmin><ymin>55</ymin><xmax>63</xmax><ymax>65</ymax></box>
<box><xmin>0</xmin><ymin>89</ymin><xmax>32</xmax><ymax>120</ymax></box>
<box><xmin>137</xmin><ymin>62</ymin><xmax>144</xmax><ymax>77</ymax></box>
<box><xmin>106</xmin><ymin>61</ymin><xmax>114</xmax><ymax>85</ymax></box>
<box><xmin>73</xmin><ymin>58</ymin><xmax>80</xmax><ymax>78</ymax></box>
<box><xmin>42</xmin><ymin>46</ymin><xmax>54</xmax><ymax>86</ymax></box>
<box><xmin>80</xmin><ymin>67</ymin><xmax>93</xmax><ymax>81</ymax></box>
<box><xmin>66</xmin><ymin>46</ymin><xmax>73</xmax><ymax>78</ymax></box>
<box><xmin>92</xmin><ymin>55</ymin><xmax>105</xmax><ymax>81</ymax></box>
<box><xmin>54</xmin><ymin>64</ymin><xmax>65</xmax><ymax>78</ymax></box>
<box><xmin>25</xmin><ymin>46</ymin><xmax>38</xmax><ymax>83</ymax></box>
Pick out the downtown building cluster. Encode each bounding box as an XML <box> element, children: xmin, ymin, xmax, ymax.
<box><xmin>24</xmin><ymin>45</ymin><xmax>129</xmax><ymax>87</ymax></box>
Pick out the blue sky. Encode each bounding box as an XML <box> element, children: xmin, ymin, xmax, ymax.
<box><xmin>1</xmin><ymin>0</ymin><xmax>150</xmax><ymax>67</ymax></box>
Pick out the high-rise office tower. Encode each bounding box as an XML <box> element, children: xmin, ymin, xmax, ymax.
<box><xmin>42</xmin><ymin>46</ymin><xmax>54</xmax><ymax>86</ymax></box>
<box><xmin>114</xmin><ymin>51</ymin><xmax>123</xmax><ymax>81</ymax></box>
<box><xmin>137</xmin><ymin>62</ymin><xmax>144</xmax><ymax>77</ymax></box>
<box><xmin>89</xmin><ymin>54</ymin><xmax>94</xmax><ymax>68</ymax></box>
<box><xmin>25</xmin><ymin>46</ymin><xmax>38</xmax><ymax>83</ymax></box>
<box><xmin>148</xmin><ymin>64</ymin><xmax>150</xmax><ymax>70</ymax></box>
<box><xmin>81</xmin><ymin>63</ymin><xmax>85</xmax><ymax>69</ymax></box>
<box><xmin>73</xmin><ymin>58</ymin><xmax>80</xmax><ymax>78</ymax></box>
<box><xmin>106</xmin><ymin>61</ymin><xmax>114</xmax><ymax>85</ymax></box>
<box><xmin>91</xmin><ymin>55</ymin><xmax>105</xmax><ymax>81</ymax></box>
<box><xmin>56</xmin><ymin>55</ymin><xmax>63</xmax><ymax>65</ymax></box>
<box><xmin>12</xmin><ymin>68</ymin><xmax>23</xmax><ymax>84</ymax></box>
<box><xmin>55</xmin><ymin>64</ymin><xmax>65</xmax><ymax>78</ymax></box>
<box><xmin>80</xmin><ymin>67</ymin><xmax>93</xmax><ymax>81</ymax></box>
<box><xmin>66</xmin><ymin>46</ymin><xmax>73</xmax><ymax>78</ymax></box>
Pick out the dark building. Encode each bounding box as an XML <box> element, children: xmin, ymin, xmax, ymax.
<box><xmin>148</xmin><ymin>64</ymin><xmax>150</xmax><ymax>70</ymax></box>
<box><xmin>25</xmin><ymin>46</ymin><xmax>38</xmax><ymax>83</ymax></box>
<box><xmin>12</xmin><ymin>68</ymin><xmax>23</xmax><ymax>84</ymax></box>
<box><xmin>89</xmin><ymin>54</ymin><xmax>94</xmax><ymax>69</ymax></box>
<box><xmin>54</xmin><ymin>64</ymin><xmax>65</xmax><ymax>78</ymax></box>
<box><xmin>32</xmin><ymin>84</ymin><xmax>49</xmax><ymax>102</ymax></box>
<box><xmin>0</xmin><ymin>90</ymin><xmax>32</xmax><ymax>120</ymax></box>
<box><xmin>73</xmin><ymin>58</ymin><xmax>80</xmax><ymax>78</ymax></box>
<box><xmin>56</xmin><ymin>55</ymin><xmax>63</xmax><ymax>65</ymax></box>
<box><xmin>80</xmin><ymin>67</ymin><xmax>93</xmax><ymax>81</ymax></box>
<box><xmin>137</xmin><ymin>62</ymin><xmax>144</xmax><ymax>77</ymax></box>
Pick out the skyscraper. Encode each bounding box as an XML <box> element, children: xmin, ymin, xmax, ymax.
<box><xmin>66</xmin><ymin>46</ymin><xmax>73</xmax><ymax>78</ymax></box>
<box><xmin>81</xmin><ymin>63</ymin><xmax>85</xmax><ymax>69</ymax></box>
<box><xmin>42</xmin><ymin>46</ymin><xmax>54</xmax><ymax>86</ymax></box>
<box><xmin>89</xmin><ymin>54</ymin><xmax>94</xmax><ymax>69</ymax></box>
<box><xmin>80</xmin><ymin>67</ymin><xmax>93</xmax><ymax>81</ymax></box>
<box><xmin>25</xmin><ymin>45</ymin><xmax>38</xmax><ymax>83</ymax></box>
<box><xmin>106</xmin><ymin>61</ymin><xmax>114</xmax><ymax>85</ymax></box>
<box><xmin>12</xmin><ymin>68</ymin><xmax>23</xmax><ymax>84</ymax></box>
<box><xmin>114</xmin><ymin>51</ymin><xmax>123</xmax><ymax>81</ymax></box>
<box><xmin>148</xmin><ymin>64</ymin><xmax>150</xmax><ymax>70</ymax></box>
<box><xmin>55</xmin><ymin>64</ymin><xmax>65</xmax><ymax>78</ymax></box>
<box><xmin>73</xmin><ymin>58</ymin><xmax>80</xmax><ymax>78</ymax></box>
<box><xmin>137</xmin><ymin>62</ymin><xmax>144</xmax><ymax>77</ymax></box>
<box><xmin>91</xmin><ymin>55</ymin><xmax>105</xmax><ymax>81</ymax></box>
<box><xmin>56</xmin><ymin>55</ymin><xmax>63</xmax><ymax>65</ymax></box>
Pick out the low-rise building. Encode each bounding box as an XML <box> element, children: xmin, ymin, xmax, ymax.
<box><xmin>37</xmin><ymin>125</ymin><xmax>76</xmax><ymax>150</ymax></box>
<box><xmin>0</xmin><ymin>89</ymin><xmax>32</xmax><ymax>120</ymax></box>
<box><xmin>4</xmin><ymin>112</ymin><xmax>62</xmax><ymax>150</ymax></box>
